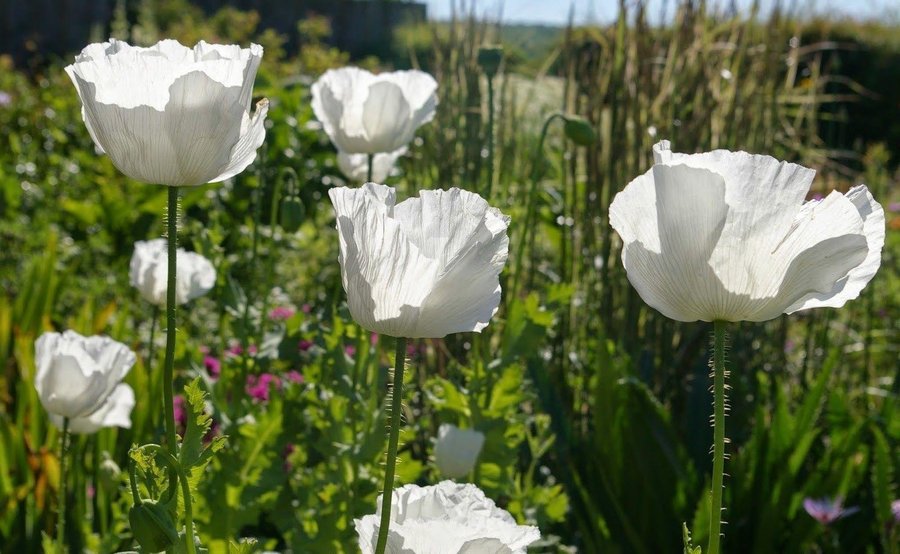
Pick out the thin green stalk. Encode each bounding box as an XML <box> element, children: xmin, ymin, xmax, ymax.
<box><xmin>510</xmin><ymin>112</ymin><xmax>564</xmax><ymax>299</ymax></box>
<box><xmin>57</xmin><ymin>417</ymin><xmax>69</xmax><ymax>553</ymax></box>
<box><xmin>484</xmin><ymin>74</ymin><xmax>496</xmax><ymax>198</ymax></box>
<box><xmin>163</xmin><ymin>187</ymin><xmax>178</xmax><ymax>455</ymax></box>
<box><xmin>367</xmin><ymin>153</ymin><xmax>374</xmax><ymax>183</ymax></box>
<box><xmin>373</xmin><ymin>337</ymin><xmax>408</xmax><ymax>554</ymax></box>
<box><xmin>147</xmin><ymin>304</ymin><xmax>158</xmax><ymax>371</ymax></box>
<box><xmin>708</xmin><ymin>320</ymin><xmax>728</xmax><ymax>554</ymax></box>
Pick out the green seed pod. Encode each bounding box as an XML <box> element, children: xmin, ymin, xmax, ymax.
<box><xmin>280</xmin><ymin>195</ymin><xmax>305</xmax><ymax>232</ymax></box>
<box><xmin>477</xmin><ymin>45</ymin><xmax>503</xmax><ymax>78</ymax></box>
<box><xmin>129</xmin><ymin>500</ymin><xmax>179</xmax><ymax>553</ymax></box>
<box><xmin>563</xmin><ymin>115</ymin><xmax>597</xmax><ymax>146</ymax></box>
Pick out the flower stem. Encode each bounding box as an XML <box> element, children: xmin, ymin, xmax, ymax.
<box><xmin>373</xmin><ymin>336</ymin><xmax>408</xmax><ymax>554</ymax></box>
<box><xmin>367</xmin><ymin>153</ymin><xmax>374</xmax><ymax>183</ymax></box>
<box><xmin>484</xmin><ymin>74</ymin><xmax>496</xmax><ymax>199</ymax></box>
<box><xmin>147</xmin><ymin>305</ymin><xmax>158</xmax><ymax>371</ymax></box>
<box><xmin>57</xmin><ymin>417</ymin><xmax>69</xmax><ymax>553</ymax></box>
<box><xmin>163</xmin><ymin>187</ymin><xmax>178</xmax><ymax>456</ymax></box>
<box><xmin>708</xmin><ymin>320</ymin><xmax>728</xmax><ymax>554</ymax></box>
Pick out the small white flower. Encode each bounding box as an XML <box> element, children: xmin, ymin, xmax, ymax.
<box><xmin>50</xmin><ymin>384</ymin><xmax>136</xmax><ymax>434</ymax></box>
<box><xmin>355</xmin><ymin>481</ymin><xmax>540</xmax><ymax>554</ymax></box>
<box><xmin>129</xmin><ymin>239</ymin><xmax>216</xmax><ymax>306</ymax></box>
<box><xmin>720</xmin><ymin>68</ymin><xmax>733</xmax><ymax>80</ymax></box>
<box><xmin>609</xmin><ymin>140</ymin><xmax>885</xmax><ymax>322</ymax></box>
<box><xmin>65</xmin><ymin>39</ymin><xmax>268</xmax><ymax>186</ymax></box>
<box><xmin>337</xmin><ymin>147</ymin><xmax>407</xmax><ymax>183</ymax></box>
<box><xmin>647</xmin><ymin>125</ymin><xmax>658</xmax><ymax>137</ymax></box>
<box><xmin>329</xmin><ymin>184</ymin><xmax>509</xmax><ymax>338</ymax></box>
<box><xmin>434</xmin><ymin>424</ymin><xmax>485</xmax><ymax>479</ymax></box>
<box><xmin>312</xmin><ymin>67</ymin><xmax>437</xmax><ymax>155</ymax></box>
<box><xmin>34</xmin><ymin>331</ymin><xmax>136</xmax><ymax>420</ymax></box>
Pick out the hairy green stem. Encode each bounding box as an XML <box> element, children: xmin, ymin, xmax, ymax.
<box><xmin>367</xmin><ymin>153</ymin><xmax>374</xmax><ymax>183</ymax></box>
<box><xmin>510</xmin><ymin>112</ymin><xmax>565</xmax><ymax>299</ymax></box>
<box><xmin>163</xmin><ymin>187</ymin><xmax>178</xmax><ymax>455</ymax></box>
<box><xmin>57</xmin><ymin>417</ymin><xmax>69</xmax><ymax>553</ymax></box>
<box><xmin>484</xmin><ymin>74</ymin><xmax>496</xmax><ymax>198</ymax></box>
<box><xmin>708</xmin><ymin>320</ymin><xmax>728</xmax><ymax>554</ymax></box>
<box><xmin>373</xmin><ymin>336</ymin><xmax>408</xmax><ymax>554</ymax></box>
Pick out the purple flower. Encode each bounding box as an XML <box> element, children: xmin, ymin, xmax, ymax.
<box><xmin>0</xmin><ymin>91</ymin><xmax>11</xmax><ymax>107</ymax></box>
<box><xmin>269</xmin><ymin>306</ymin><xmax>295</xmax><ymax>321</ymax></box>
<box><xmin>301</xmin><ymin>303</ymin><xmax>312</xmax><ymax>314</ymax></box>
<box><xmin>283</xmin><ymin>443</ymin><xmax>296</xmax><ymax>472</ymax></box>
<box><xmin>246</xmin><ymin>373</ymin><xmax>281</xmax><ymax>402</ymax></box>
<box><xmin>803</xmin><ymin>497</ymin><xmax>859</xmax><ymax>525</ymax></box>
<box><xmin>892</xmin><ymin>499</ymin><xmax>900</xmax><ymax>524</ymax></box>
<box><xmin>204</xmin><ymin>355</ymin><xmax>221</xmax><ymax>379</ymax></box>
<box><xmin>888</xmin><ymin>202</ymin><xmax>900</xmax><ymax>213</ymax></box>
<box><xmin>784</xmin><ymin>339</ymin><xmax>796</xmax><ymax>354</ymax></box>
<box><xmin>226</xmin><ymin>342</ymin><xmax>257</xmax><ymax>357</ymax></box>
<box><xmin>298</xmin><ymin>339</ymin><xmax>313</xmax><ymax>352</ymax></box>
<box><xmin>344</xmin><ymin>345</ymin><xmax>356</xmax><ymax>357</ymax></box>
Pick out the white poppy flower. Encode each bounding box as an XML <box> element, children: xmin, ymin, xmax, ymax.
<box><xmin>50</xmin><ymin>384</ymin><xmax>136</xmax><ymax>434</ymax></box>
<box><xmin>65</xmin><ymin>39</ymin><xmax>268</xmax><ymax>186</ymax></box>
<box><xmin>337</xmin><ymin>147</ymin><xmax>407</xmax><ymax>183</ymax></box>
<box><xmin>355</xmin><ymin>481</ymin><xmax>540</xmax><ymax>554</ymax></box>
<box><xmin>34</xmin><ymin>331</ymin><xmax>136</xmax><ymax>420</ymax></box>
<box><xmin>328</xmin><ymin>184</ymin><xmax>510</xmax><ymax>338</ymax></box>
<box><xmin>312</xmin><ymin>67</ymin><xmax>437</xmax><ymax>155</ymax></box>
<box><xmin>609</xmin><ymin>140</ymin><xmax>885</xmax><ymax>322</ymax></box>
<box><xmin>434</xmin><ymin>424</ymin><xmax>485</xmax><ymax>479</ymax></box>
<box><xmin>129</xmin><ymin>239</ymin><xmax>216</xmax><ymax>306</ymax></box>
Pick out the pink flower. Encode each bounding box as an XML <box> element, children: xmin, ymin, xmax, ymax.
<box><xmin>204</xmin><ymin>355</ymin><xmax>221</xmax><ymax>379</ymax></box>
<box><xmin>370</xmin><ymin>333</ymin><xmax>378</xmax><ymax>345</ymax></box>
<box><xmin>803</xmin><ymin>497</ymin><xmax>859</xmax><ymax>525</ymax></box>
<box><xmin>298</xmin><ymin>339</ymin><xmax>313</xmax><ymax>352</ymax></box>
<box><xmin>892</xmin><ymin>499</ymin><xmax>900</xmax><ymax>524</ymax></box>
<box><xmin>246</xmin><ymin>373</ymin><xmax>281</xmax><ymax>402</ymax></box>
<box><xmin>283</xmin><ymin>443</ymin><xmax>296</xmax><ymax>472</ymax></box>
<box><xmin>226</xmin><ymin>342</ymin><xmax>257</xmax><ymax>357</ymax></box>
<box><xmin>285</xmin><ymin>370</ymin><xmax>304</xmax><ymax>384</ymax></box>
<box><xmin>344</xmin><ymin>345</ymin><xmax>356</xmax><ymax>357</ymax></box>
<box><xmin>173</xmin><ymin>395</ymin><xmax>187</xmax><ymax>430</ymax></box>
<box><xmin>301</xmin><ymin>304</ymin><xmax>312</xmax><ymax>314</ymax></box>
<box><xmin>269</xmin><ymin>306</ymin><xmax>295</xmax><ymax>321</ymax></box>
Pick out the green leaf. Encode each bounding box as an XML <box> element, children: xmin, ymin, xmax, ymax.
<box><xmin>682</xmin><ymin>522</ymin><xmax>702</xmax><ymax>554</ymax></box>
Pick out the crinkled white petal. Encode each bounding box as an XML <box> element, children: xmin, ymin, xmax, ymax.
<box><xmin>210</xmin><ymin>99</ymin><xmax>269</xmax><ymax>183</ymax></box>
<box><xmin>329</xmin><ymin>185</ymin><xmax>509</xmax><ymax>338</ymax></box>
<box><xmin>337</xmin><ymin>147</ymin><xmax>407</xmax><ymax>183</ymax></box>
<box><xmin>129</xmin><ymin>239</ymin><xmax>217</xmax><ymax>306</ymax></box>
<box><xmin>52</xmin><ymin>384</ymin><xmax>136</xmax><ymax>434</ymax></box>
<box><xmin>65</xmin><ymin>39</ymin><xmax>266</xmax><ymax>186</ymax></box>
<box><xmin>434</xmin><ymin>424</ymin><xmax>485</xmax><ymax>479</ymax></box>
<box><xmin>311</xmin><ymin>66</ymin><xmax>437</xmax><ymax>155</ymax></box>
<box><xmin>786</xmin><ymin>185</ymin><xmax>885</xmax><ymax>312</ymax></box>
<box><xmin>34</xmin><ymin>331</ymin><xmax>136</xmax><ymax>419</ymax></box>
<box><xmin>609</xmin><ymin>140</ymin><xmax>878</xmax><ymax>322</ymax></box>
<box><xmin>355</xmin><ymin>481</ymin><xmax>540</xmax><ymax>554</ymax></box>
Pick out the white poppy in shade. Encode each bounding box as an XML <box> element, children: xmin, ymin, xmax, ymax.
<box><xmin>609</xmin><ymin>140</ymin><xmax>884</xmax><ymax>322</ymax></box>
<box><xmin>129</xmin><ymin>239</ymin><xmax>216</xmax><ymax>306</ymax></box>
<box><xmin>34</xmin><ymin>331</ymin><xmax>136</xmax><ymax>420</ymax></box>
<box><xmin>50</xmin><ymin>384</ymin><xmax>136</xmax><ymax>434</ymax></box>
<box><xmin>434</xmin><ymin>424</ymin><xmax>485</xmax><ymax>479</ymax></box>
<box><xmin>329</xmin><ymin>184</ymin><xmax>510</xmax><ymax>338</ymax></box>
<box><xmin>337</xmin><ymin>147</ymin><xmax>407</xmax><ymax>183</ymax></box>
<box><xmin>65</xmin><ymin>38</ymin><xmax>268</xmax><ymax>186</ymax></box>
<box><xmin>355</xmin><ymin>481</ymin><xmax>540</xmax><ymax>554</ymax></box>
<box><xmin>312</xmin><ymin>67</ymin><xmax>437</xmax><ymax>155</ymax></box>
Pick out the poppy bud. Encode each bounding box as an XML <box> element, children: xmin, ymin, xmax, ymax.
<box><xmin>129</xmin><ymin>500</ymin><xmax>179</xmax><ymax>553</ymax></box>
<box><xmin>477</xmin><ymin>45</ymin><xmax>503</xmax><ymax>78</ymax></box>
<box><xmin>563</xmin><ymin>115</ymin><xmax>596</xmax><ymax>146</ymax></box>
<box><xmin>280</xmin><ymin>195</ymin><xmax>305</xmax><ymax>232</ymax></box>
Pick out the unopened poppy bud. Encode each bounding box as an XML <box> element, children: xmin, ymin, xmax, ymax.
<box><xmin>477</xmin><ymin>45</ymin><xmax>503</xmax><ymax>77</ymax></box>
<box><xmin>563</xmin><ymin>115</ymin><xmax>596</xmax><ymax>146</ymax></box>
<box><xmin>129</xmin><ymin>500</ymin><xmax>179</xmax><ymax>553</ymax></box>
<box><xmin>280</xmin><ymin>195</ymin><xmax>305</xmax><ymax>232</ymax></box>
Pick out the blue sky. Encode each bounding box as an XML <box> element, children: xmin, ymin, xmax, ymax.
<box><xmin>422</xmin><ymin>0</ymin><xmax>900</xmax><ymax>25</ymax></box>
